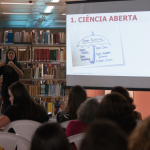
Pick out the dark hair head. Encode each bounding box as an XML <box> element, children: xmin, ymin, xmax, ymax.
<box><xmin>129</xmin><ymin>116</ymin><xmax>150</xmax><ymax>150</ymax></box>
<box><xmin>8</xmin><ymin>81</ymin><xmax>47</xmax><ymax>121</ymax></box>
<box><xmin>6</xmin><ymin>49</ymin><xmax>17</xmax><ymax>64</ymax></box>
<box><xmin>77</xmin><ymin>97</ymin><xmax>99</xmax><ymax>124</ymax></box>
<box><xmin>8</xmin><ymin>81</ymin><xmax>32</xmax><ymax>107</ymax></box>
<box><xmin>31</xmin><ymin>123</ymin><xmax>71</xmax><ymax>150</ymax></box>
<box><xmin>111</xmin><ymin>86</ymin><xmax>135</xmax><ymax>110</ymax></box>
<box><xmin>80</xmin><ymin>119</ymin><xmax>128</xmax><ymax>150</ymax></box>
<box><xmin>66</xmin><ymin>85</ymin><xmax>87</xmax><ymax>119</ymax></box>
<box><xmin>97</xmin><ymin>92</ymin><xmax>136</xmax><ymax>135</ymax></box>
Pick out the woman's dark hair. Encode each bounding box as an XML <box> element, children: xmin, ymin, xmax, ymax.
<box><xmin>80</xmin><ymin>119</ymin><xmax>128</xmax><ymax>150</ymax></box>
<box><xmin>111</xmin><ymin>86</ymin><xmax>135</xmax><ymax>110</ymax></box>
<box><xmin>97</xmin><ymin>92</ymin><xmax>136</xmax><ymax>135</ymax></box>
<box><xmin>77</xmin><ymin>97</ymin><xmax>99</xmax><ymax>124</ymax></box>
<box><xmin>66</xmin><ymin>85</ymin><xmax>87</xmax><ymax>119</ymax></box>
<box><xmin>6</xmin><ymin>49</ymin><xmax>17</xmax><ymax>64</ymax></box>
<box><xmin>8</xmin><ymin>81</ymin><xmax>47</xmax><ymax>121</ymax></box>
<box><xmin>31</xmin><ymin>123</ymin><xmax>71</xmax><ymax>150</ymax></box>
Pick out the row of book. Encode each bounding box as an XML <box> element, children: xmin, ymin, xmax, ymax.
<box><xmin>34</xmin><ymin>49</ymin><xmax>66</xmax><ymax>62</ymax></box>
<box><xmin>27</xmin><ymin>82</ymin><xmax>67</xmax><ymax>96</ymax></box>
<box><xmin>21</xmin><ymin>64</ymin><xmax>66</xmax><ymax>79</ymax></box>
<box><xmin>0</xmin><ymin>30</ymin><xmax>66</xmax><ymax>44</ymax></box>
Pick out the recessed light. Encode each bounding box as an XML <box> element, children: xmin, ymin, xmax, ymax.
<box><xmin>2</xmin><ymin>12</ymin><xmax>30</xmax><ymax>14</ymax></box>
<box><xmin>50</xmin><ymin>0</ymin><xmax>60</xmax><ymax>2</ymax></box>
<box><xmin>44</xmin><ymin>6</ymin><xmax>55</xmax><ymax>13</ymax></box>
<box><xmin>0</xmin><ymin>2</ymin><xmax>34</xmax><ymax>5</ymax></box>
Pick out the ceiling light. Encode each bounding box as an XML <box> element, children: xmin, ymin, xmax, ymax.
<box><xmin>50</xmin><ymin>0</ymin><xmax>60</xmax><ymax>2</ymax></box>
<box><xmin>49</xmin><ymin>25</ymin><xmax>66</xmax><ymax>27</ymax></box>
<box><xmin>54</xmin><ymin>20</ymin><xmax>66</xmax><ymax>22</ymax></box>
<box><xmin>0</xmin><ymin>2</ymin><xmax>34</xmax><ymax>5</ymax></box>
<box><xmin>62</xmin><ymin>13</ymin><xmax>66</xmax><ymax>15</ymax></box>
<box><xmin>44</xmin><ymin>6</ymin><xmax>55</xmax><ymax>13</ymax></box>
<box><xmin>2</xmin><ymin>12</ymin><xmax>30</xmax><ymax>14</ymax></box>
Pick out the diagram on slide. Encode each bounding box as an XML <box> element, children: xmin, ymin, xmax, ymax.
<box><xmin>78</xmin><ymin>32</ymin><xmax>111</xmax><ymax>64</ymax></box>
<box><xmin>69</xmin><ymin>25</ymin><xmax>124</xmax><ymax>67</ymax></box>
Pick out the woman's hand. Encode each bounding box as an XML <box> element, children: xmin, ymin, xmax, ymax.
<box><xmin>0</xmin><ymin>61</ymin><xmax>5</xmax><ymax>67</ymax></box>
<box><xmin>7</xmin><ymin>61</ymin><xmax>15</xmax><ymax>68</ymax></box>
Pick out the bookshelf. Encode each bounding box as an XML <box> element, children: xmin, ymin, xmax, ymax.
<box><xmin>0</xmin><ymin>43</ymin><xmax>68</xmax><ymax>115</ymax></box>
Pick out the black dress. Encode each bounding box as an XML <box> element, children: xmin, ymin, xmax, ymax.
<box><xmin>0</xmin><ymin>63</ymin><xmax>23</xmax><ymax>113</ymax></box>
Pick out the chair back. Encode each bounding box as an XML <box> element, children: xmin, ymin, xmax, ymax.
<box><xmin>4</xmin><ymin>120</ymin><xmax>41</xmax><ymax>141</ymax></box>
<box><xmin>0</xmin><ymin>132</ymin><xmax>30</xmax><ymax>150</ymax></box>
<box><xmin>60</xmin><ymin>120</ymin><xmax>71</xmax><ymax>129</ymax></box>
<box><xmin>68</xmin><ymin>133</ymin><xmax>85</xmax><ymax>150</ymax></box>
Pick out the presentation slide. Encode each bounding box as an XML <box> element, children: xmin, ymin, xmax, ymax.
<box><xmin>67</xmin><ymin>11</ymin><xmax>150</xmax><ymax>77</ymax></box>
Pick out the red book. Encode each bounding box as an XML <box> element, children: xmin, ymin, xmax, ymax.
<box><xmin>38</xmin><ymin>49</ymin><xmax>41</xmax><ymax>62</ymax></box>
<box><xmin>41</xmin><ymin>49</ymin><xmax>44</xmax><ymax>62</ymax></box>
<box><xmin>46</xmin><ymin>49</ymin><xmax>50</xmax><ymax>62</ymax></box>
<box><xmin>43</xmin><ymin>49</ymin><xmax>47</xmax><ymax>62</ymax></box>
<box><xmin>47</xmin><ymin>64</ymin><xmax>49</xmax><ymax>75</ymax></box>
<box><xmin>56</xmin><ymin>33</ymin><xmax>59</xmax><ymax>44</ymax></box>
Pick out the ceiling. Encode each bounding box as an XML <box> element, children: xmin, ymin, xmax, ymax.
<box><xmin>0</xmin><ymin>0</ymin><xmax>84</xmax><ymax>29</ymax></box>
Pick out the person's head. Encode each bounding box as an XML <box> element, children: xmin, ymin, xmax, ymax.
<box><xmin>6</xmin><ymin>49</ymin><xmax>17</xmax><ymax>63</ymax></box>
<box><xmin>8</xmin><ymin>81</ymin><xmax>32</xmax><ymax>107</ymax></box>
<box><xmin>128</xmin><ymin>116</ymin><xmax>150</xmax><ymax>150</ymax></box>
<box><xmin>97</xmin><ymin>92</ymin><xmax>136</xmax><ymax>135</ymax></box>
<box><xmin>31</xmin><ymin>123</ymin><xmax>71</xmax><ymax>150</ymax></box>
<box><xmin>77</xmin><ymin>97</ymin><xmax>99</xmax><ymax>124</ymax></box>
<box><xmin>66</xmin><ymin>85</ymin><xmax>87</xmax><ymax>119</ymax></box>
<box><xmin>80</xmin><ymin>119</ymin><xmax>128</xmax><ymax>150</ymax></box>
<box><xmin>111</xmin><ymin>86</ymin><xmax>135</xmax><ymax>110</ymax></box>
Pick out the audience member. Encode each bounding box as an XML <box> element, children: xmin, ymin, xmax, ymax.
<box><xmin>65</xmin><ymin>97</ymin><xmax>99</xmax><ymax>137</ymax></box>
<box><xmin>97</xmin><ymin>92</ymin><xmax>136</xmax><ymax>135</ymax></box>
<box><xmin>0</xmin><ymin>81</ymin><xmax>49</xmax><ymax>128</ymax></box>
<box><xmin>30</xmin><ymin>123</ymin><xmax>71</xmax><ymax>150</ymax></box>
<box><xmin>57</xmin><ymin>85</ymin><xmax>87</xmax><ymax>123</ymax></box>
<box><xmin>128</xmin><ymin>116</ymin><xmax>150</xmax><ymax>150</ymax></box>
<box><xmin>111</xmin><ymin>86</ymin><xmax>142</xmax><ymax>120</ymax></box>
<box><xmin>80</xmin><ymin>119</ymin><xmax>128</xmax><ymax>150</ymax></box>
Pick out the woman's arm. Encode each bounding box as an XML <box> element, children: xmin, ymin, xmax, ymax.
<box><xmin>0</xmin><ymin>115</ymin><xmax>10</xmax><ymax>128</ymax></box>
<box><xmin>7</xmin><ymin>61</ymin><xmax>24</xmax><ymax>77</ymax></box>
<box><xmin>0</xmin><ymin>61</ymin><xmax>5</xmax><ymax>68</ymax></box>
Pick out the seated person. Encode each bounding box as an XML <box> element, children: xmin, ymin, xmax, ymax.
<box><xmin>65</xmin><ymin>97</ymin><xmax>99</xmax><ymax>150</ymax></box>
<box><xmin>57</xmin><ymin>85</ymin><xmax>87</xmax><ymax>123</ymax></box>
<box><xmin>80</xmin><ymin>119</ymin><xmax>128</xmax><ymax>150</ymax></box>
<box><xmin>30</xmin><ymin>123</ymin><xmax>71</xmax><ymax>150</ymax></box>
<box><xmin>0</xmin><ymin>81</ymin><xmax>49</xmax><ymax>129</ymax></box>
<box><xmin>111</xmin><ymin>86</ymin><xmax>142</xmax><ymax>121</ymax></box>
<box><xmin>97</xmin><ymin>92</ymin><xmax>136</xmax><ymax>135</ymax></box>
<box><xmin>129</xmin><ymin>116</ymin><xmax>150</xmax><ymax>150</ymax></box>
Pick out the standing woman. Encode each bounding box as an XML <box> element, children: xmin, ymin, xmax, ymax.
<box><xmin>0</xmin><ymin>49</ymin><xmax>23</xmax><ymax>113</ymax></box>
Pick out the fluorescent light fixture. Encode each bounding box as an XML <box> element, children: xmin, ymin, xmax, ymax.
<box><xmin>49</xmin><ymin>25</ymin><xmax>66</xmax><ymax>27</ymax></box>
<box><xmin>54</xmin><ymin>20</ymin><xmax>66</xmax><ymax>22</ymax></box>
<box><xmin>1</xmin><ymin>2</ymin><xmax>34</xmax><ymax>5</ymax></box>
<box><xmin>50</xmin><ymin>0</ymin><xmax>60</xmax><ymax>2</ymax></box>
<box><xmin>2</xmin><ymin>12</ymin><xmax>30</xmax><ymax>14</ymax></box>
<box><xmin>44</xmin><ymin>6</ymin><xmax>55</xmax><ymax>13</ymax></box>
<box><xmin>62</xmin><ymin>13</ymin><xmax>66</xmax><ymax>15</ymax></box>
